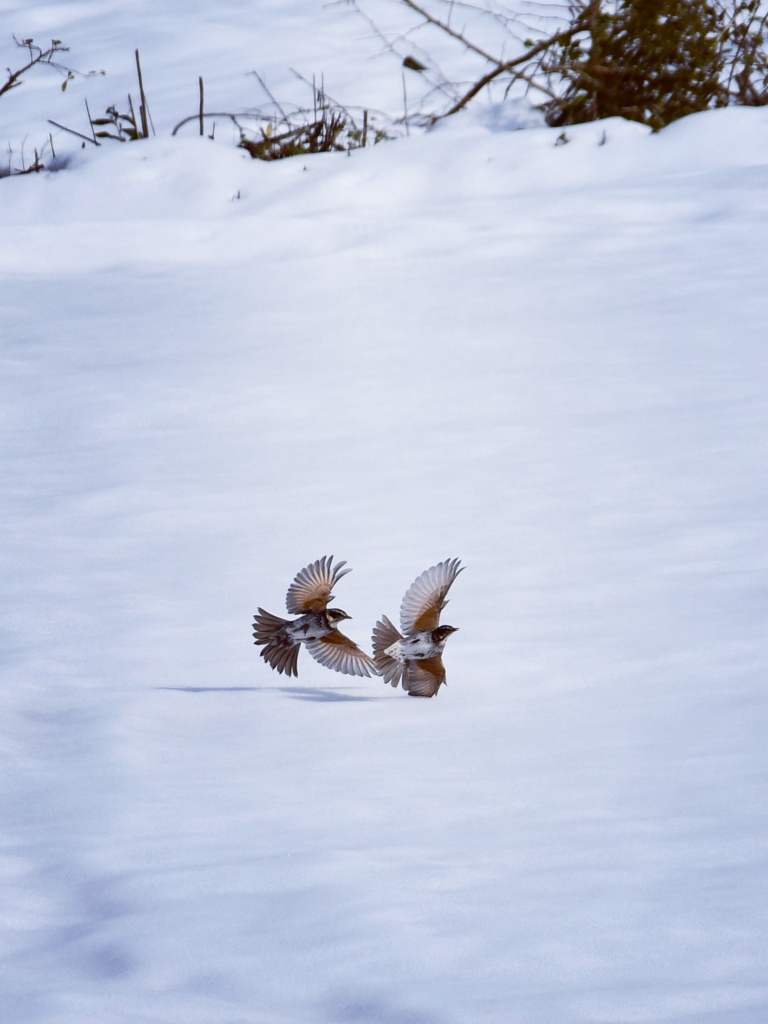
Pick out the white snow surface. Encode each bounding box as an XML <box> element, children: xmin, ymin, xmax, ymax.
<box><xmin>2</xmin><ymin>3</ymin><xmax>767</xmax><ymax>1023</ymax></box>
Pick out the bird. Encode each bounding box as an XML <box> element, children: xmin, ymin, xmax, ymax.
<box><xmin>253</xmin><ymin>556</ymin><xmax>377</xmax><ymax>678</ymax></box>
<box><xmin>371</xmin><ymin>558</ymin><xmax>463</xmax><ymax>697</ymax></box>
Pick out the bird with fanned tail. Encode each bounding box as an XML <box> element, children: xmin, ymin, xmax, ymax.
<box><xmin>372</xmin><ymin>558</ymin><xmax>463</xmax><ymax>697</ymax></box>
<box><xmin>253</xmin><ymin>556</ymin><xmax>377</xmax><ymax>678</ymax></box>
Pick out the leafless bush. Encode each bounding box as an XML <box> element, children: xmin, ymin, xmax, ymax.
<box><xmin>345</xmin><ymin>0</ymin><xmax>768</xmax><ymax>129</ymax></box>
<box><xmin>1</xmin><ymin>36</ymin><xmax>105</xmax><ymax>176</ymax></box>
<box><xmin>721</xmin><ymin>1</ymin><xmax>768</xmax><ymax>104</ymax></box>
<box><xmin>172</xmin><ymin>73</ymin><xmax>394</xmax><ymax>159</ymax></box>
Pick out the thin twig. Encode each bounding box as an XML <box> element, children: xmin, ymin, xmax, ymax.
<box><xmin>394</xmin><ymin>0</ymin><xmax>500</xmax><ymax>64</ymax></box>
<box><xmin>48</xmin><ymin>119</ymin><xmax>101</xmax><ymax>145</ymax></box>
<box><xmin>135</xmin><ymin>49</ymin><xmax>150</xmax><ymax>137</ymax></box>
<box><xmin>289</xmin><ymin>68</ymin><xmax>364</xmax><ymax>131</ymax></box>
<box><xmin>171</xmin><ymin>111</ymin><xmax>245</xmax><ymax>136</ymax></box>
<box><xmin>84</xmin><ymin>98</ymin><xmax>97</xmax><ymax>142</ymax></box>
<box><xmin>252</xmin><ymin>71</ymin><xmax>290</xmax><ymax>121</ymax></box>
<box><xmin>437</xmin><ymin>18</ymin><xmax>588</xmax><ymax>120</ymax></box>
<box><xmin>1</xmin><ymin>37</ymin><xmax>71</xmax><ymax>98</ymax></box>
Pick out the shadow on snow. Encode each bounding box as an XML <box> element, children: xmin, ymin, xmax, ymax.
<box><xmin>155</xmin><ymin>685</ymin><xmax>382</xmax><ymax>702</ymax></box>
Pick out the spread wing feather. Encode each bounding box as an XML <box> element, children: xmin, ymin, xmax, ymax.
<box><xmin>399</xmin><ymin>558</ymin><xmax>464</xmax><ymax>635</ymax></box>
<box><xmin>259</xmin><ymin>639</ymin><xmax>300</xmax><ymax>677</ymax></box>
<box><xmin>403</xmin><ymin>657</ymin><xmax>445</xmax><ymax>697</ymax></box>
<box><xmin>305</xmin><ymin>630</ymin><xmax>377</xmax><ymax>677</ymax></box>
<box><xmin>285</xmin><ymin>556</ymin><xmax>352</xmax><ymax>614</ymax></box>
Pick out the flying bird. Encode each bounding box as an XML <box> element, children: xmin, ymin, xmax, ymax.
<box><xmin>372</xmin><ymin>558</ymin><xmax>463</xmax><ymax>697</ymax></box>
<box><xmin>253</xmin><ymin>556</ymin><xmax>377</xmax><ymax>678</ymax></box>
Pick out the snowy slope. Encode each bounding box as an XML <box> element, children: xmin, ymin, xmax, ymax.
<box><xmin>2</xmin><ymin>2</ymin><xmax>767</xmax><ymax>1023</ymax></box>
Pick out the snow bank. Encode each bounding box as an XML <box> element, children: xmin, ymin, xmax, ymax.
<box><xmin>2</xmin><ymin>3</ymin><xmax>767</xmax><ymax>1021</ymax></box>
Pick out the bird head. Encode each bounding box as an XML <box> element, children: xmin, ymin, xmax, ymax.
<box><xmin>326</xmin><ymin>607</ymin><xmax>351</xmax><ymax>624</ymax></box>
<box><xmin>432</xmin><ymin>624</ymin><xmax>458</xmax><ymax>643</ymax></box>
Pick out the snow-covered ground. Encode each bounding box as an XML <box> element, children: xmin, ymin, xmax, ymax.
<box><xmin>2</xmin><ymin>3</ymin><xmax>767</xmax><ymax>1022</ymax></box>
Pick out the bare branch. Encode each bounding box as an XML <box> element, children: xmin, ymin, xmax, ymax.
<box><xmin>437</xmin><ymin>18</ymin><xmax>587</xmax><ymax>119</ymax></box>
<box><xmin>251</xmin><ymin>71</ymin><xmax>290</xmax><ymax>121</ymax></box>
<box><xmin>1</xmin><ymin>37</ymin><xmax>71</xmax><ymax>98</ymax></box>
<box><xmin>171</xmin><ymin>111</ymin><xmax>245</xmax><ymax>136</ymax></box>
<box><xmin>392</xmin><ymin>0</ymin><xmax>503</xmax><ymax>64</ymax></box>
<box><xmin>48</xmin><ymin>118</ymin><xmax>100</xmax><ymax>145</ymax></box>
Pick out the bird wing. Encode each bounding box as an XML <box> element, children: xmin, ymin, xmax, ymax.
<box><xmin>304</xmin><ymin>630</ymin><xmax>377</xmax><ymax>677</ymax></box>
<box><xmin>399</xmin><ymin>558</ymin><xmax>464</xmax><ymax>634</ymax></box>
<box><xmin>285</xmin><ymin>555</ymin><xmax>352</xmax><ymax>614</ymax></box>
<box><xmin>259</xmin><ymin>640</ymin><xmax>300</xmax><ymax>677</ymax></box>
<box><xmin>402</xmin><ymin>657</ymin><xmax>445</xmax><ymax>697</ymax></box>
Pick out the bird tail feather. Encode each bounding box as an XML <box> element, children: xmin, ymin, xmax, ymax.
<box><xmin>253</xmin><ymin>608</ymin><xmax>300</xmax><ymax>677</ymax></box>
<box><xmin>372</xmin><ymin>615</ymin><xmax>404</xmax><ymax>687</ymax></box>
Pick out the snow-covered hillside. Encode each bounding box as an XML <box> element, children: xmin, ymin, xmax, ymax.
<box><xmin>2</xmin><ymin>2</ymin><xmax>766</xmax><ymax>1023</ymax></box>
